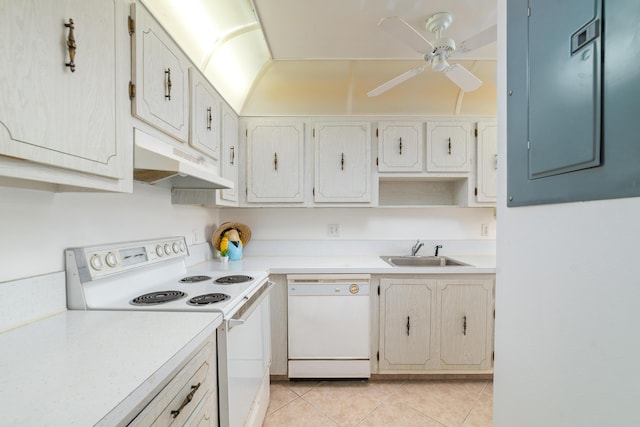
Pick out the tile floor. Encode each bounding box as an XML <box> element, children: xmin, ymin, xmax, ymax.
<box><xmin>263</xmin><ymin>379</ymin><xmax>493</xmax><ymax>427</ymax></box>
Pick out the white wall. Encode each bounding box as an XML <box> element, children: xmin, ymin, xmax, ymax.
<box><xmin>0</xmin><ymin>183</ymin><xmax>219</xmax><ymax>283</ymax></box>
<box><xmin>220</xmin><ymin>207</ymin><xmax>496</xmax><ymax>240</ymax></box>
<box><xmin>494</xmin><ymin>0</ymin><xmax>640</xmax><ymax>424</ymax></box>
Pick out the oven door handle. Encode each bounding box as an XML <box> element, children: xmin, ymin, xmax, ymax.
<box><xmin>228</xmin><ymin>280</ymin><xmax>274</xmax><ymax>330</ymax></box>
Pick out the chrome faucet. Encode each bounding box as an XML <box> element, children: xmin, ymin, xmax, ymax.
<box><xmin>434</xmin><ymin>245</ymin><xmax>443</xmax><ymax>257</ymax></box>
<box><xmin>411</xmin><ymin>240</ymin><xmax>424</xmax><ymax>256</ymax></box>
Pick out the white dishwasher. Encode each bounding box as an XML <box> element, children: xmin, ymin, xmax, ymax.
<box><xmin>287</xmin><ymin>274</ymin><xmax>371</xmax><ymax>379</ymax></box>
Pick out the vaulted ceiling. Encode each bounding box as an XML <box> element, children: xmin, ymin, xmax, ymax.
<box><xmin>143</xmin><ymin>0</ymin><xmax>497</xmax><ymax>115</ymax></box>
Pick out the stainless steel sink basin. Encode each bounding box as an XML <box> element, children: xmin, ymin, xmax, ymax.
<box><xmin>380</xmin><ymin>255</ymin><xmax>471</xmax><ymax>267</ymax></box>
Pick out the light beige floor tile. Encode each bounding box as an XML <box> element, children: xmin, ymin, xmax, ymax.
<box><xmin>462</xmin><ymin>389</ymin><xmax>493</xmax><ymax>427</ymax></box>
<box><xmin>302</xmin><ymin>381</ymin><xmax>382</xmax><ymax>426</ymax></box>
<box><xmin>390</xmin><ymin>380</ymin><xmax>488</xmax><ymax>426</ymax></box>
<box><xmin>283</xmin><ymin>380</ymin><xmax>322</xmax><ymax>397</ymax></box>
<box><xmin>267</xmin><ymin>382</ymin><xmax>300</xmax><ymax>414</ymax></box>
<box><xmin>264</xmin><ymin>379</ymin><xmax>493</xmax><ymax>427</ymax></box>
<box><xmin>263</xmin><ymin>397</ymin><xmax>338</xmax><ymax>427</ymax></box>
<box><xmin>357</xmin><ymin>400</ymin><xmax>446</xmax><ymax>427</ymax></box>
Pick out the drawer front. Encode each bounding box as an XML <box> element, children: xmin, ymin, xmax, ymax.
<box><xmin>129</xmin><ymin>340</ymin><xmax>216</xmax><ymax>426</ymax></box>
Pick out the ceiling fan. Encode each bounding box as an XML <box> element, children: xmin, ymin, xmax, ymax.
<box><xmin>367</xmin><ymin>12</ymin><xmax>497</xmax><ymax>97</ymax></box>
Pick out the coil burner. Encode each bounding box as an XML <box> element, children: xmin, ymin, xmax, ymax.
<box><xmin>187</xmin><ymin>293</ymin><xmax>231</xmax><ymax>306</ymax></box>
<box><xmin>131</xmin><ymin>290</ymin><xmax>186</xmax><ymax>305</ymax></box>
<box><xmin>179</xmin><ymin>275</ymin><xmax>212</xmax><ymax>283</ymax></box>
<box><xmin>215</xmin><ymin>275</ymin><xmax>254</xmax><ymax>284</ymax></box>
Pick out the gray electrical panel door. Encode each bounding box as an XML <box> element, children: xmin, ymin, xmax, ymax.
<box><xmin>507</xmin><ymin>0</ymin><xmax>640</xmax><ymax>207</ymax></box>
<box><xmin>528</xmin><ymin>1</ymin><xmax>601</xmax><ymax>179</ymax></box>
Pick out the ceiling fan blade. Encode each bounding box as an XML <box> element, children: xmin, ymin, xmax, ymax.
<box><xmin>443</xmin><ymin>64</ymin><xmax>483</xmax><ymax>92</ymax></box>
<box><xmin>367</xmin><ymin>66</ymin><xmax>426</xmax><ymax>97</ymax></box>
<box><xmin>456</xmin><ymin>24</ymin><xmax>497</xmax><ymax>53</ymax></box>
<box><xmin>378</xmin><ymin>16</ymin><xmax>433</xmax><ymax>54</ymax></box>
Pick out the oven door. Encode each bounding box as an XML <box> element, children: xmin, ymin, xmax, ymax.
<box><xmin>217</xmin><ymin>280</ymin><xmax>272</xmax><ymax>427</ymax></box>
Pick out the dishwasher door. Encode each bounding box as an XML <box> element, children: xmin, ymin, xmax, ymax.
<box><xmin>287</xmin><ymin>274</ymin><xmax>370</xmax><ymax>379</ymax></box>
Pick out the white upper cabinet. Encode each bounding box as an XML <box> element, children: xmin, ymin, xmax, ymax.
<box><xmin>377</xmin><ymin>121</ymin><xmax>423</xmax><ymax>172</ymax></box>
<box><xmin>190</xmin><ymin>69</ymin><xmax>220</xmax><ymax>160</ymax></box>
<box><xmin>218</xmin><ymin>105</ymin><xmax>239</xmax><ymax>205</ymax></box>
<box><xmin>313</xmin><ymin>122</ymin><xmax>371</xmax><ymax>203</ymax></box>
<box><xmin>426</xmin><ymin>121</ymin><xmax>472</xmax><ymax>172</ymax></box>
<box><xmin>131</xmin><ymin>2</ymin><xmax>189</xmax><ymax>143</ymax></box>
<box><xmin>475</xmin><ymin>121</ymin><xmax>498</xmax><ymax>203</ymax></box>
<box><xmin>0</xmin><ymin>0</ymin><xmax>130</xmax><ymax>191</ymax></box>
<box><xmin>247</xmin><ymin>121</ymin><xmax>304</xmax><ymax>203</ymax></box>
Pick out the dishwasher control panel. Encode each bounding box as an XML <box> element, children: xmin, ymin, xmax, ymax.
<box><xmin>287</xmin><ymin>274</ymin><xmax>370</xmax><ymax>296</ymax></box>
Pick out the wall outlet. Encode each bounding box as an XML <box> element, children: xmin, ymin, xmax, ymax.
<box><xmin>327</xmin><ymin>224</ymin><xmax>340</xmax><ymax>237</ymax></box>
<box><xmin>481</xmin><ymin>223</ymin><xmax>489</xmax><ymax>237</ymax></box>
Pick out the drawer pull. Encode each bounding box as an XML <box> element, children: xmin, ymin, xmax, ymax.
<box><xmin>64</xmin><ymin>19</ymin><xmax>77</xmax><ymax>72</ymax></box>
<box><xmin>170</xmin><ymin>382</ymin><xmax>201</xmax><ymax>419</ymax></box>
<box><xmin>165</xmin><ymin>68</ymin><xmax>172</xmax><ymax>100</ymax></box>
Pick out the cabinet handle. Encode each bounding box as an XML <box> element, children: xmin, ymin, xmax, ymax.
<box><xmin>64</xmin><ymin>19</ymin><xmax>77</xmax><ymax>72</ymax></box>
<box><xmin>463</xmin><ymin>315</ymin><xmax>467</xmax><ymax>336</ymax></box>
<box><xmin>341</xmin><ymin>153</ymin><xmax>344</xmax><ymax>171</ymax></box>
<box><xmin>230</xmin><ymin>146</ymin><xmax>235</xmax><ymax>165</ymax></box>
<box><xmin>399</xmin><ymin>137</ymin><xmax>403</xmax><ymax>155</ymax></box>
<box><xmin>448</xmin><ymin>137</ymin><xmax>452</xmax><ymax>155</ymax></box>
<box><xmin>406</xmin><ymin>316</ymin><xmax>410</xmax><ymax>336</ymax></box>
<box><xmin>206</xmin><ymin>107</ymin><xmax>212</xmax><ymax>131</ymax></box>
<box><xmin>165</xmin><ymin>68</ymin><xmax>172</xmax><ymax>100</ymax></box>
<box><xmin>274</xmin><ymin>152</ymin><xmax>278</xmax><ymax>171</ymax></box>
<box><xmin>494</xmin><ymin>154</ymin><xmax>498</xmax><ymax>170</ymax></box>
<box><xmin>170</xmin><ymin>382</ymin><xmax>201</xmax><ymax>419</ymax></box>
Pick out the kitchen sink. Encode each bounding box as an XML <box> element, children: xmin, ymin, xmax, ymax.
<box><xmin>380</xmin><ymin>255</ymin><xmax>471</xmax><ymax>267</ymax></box>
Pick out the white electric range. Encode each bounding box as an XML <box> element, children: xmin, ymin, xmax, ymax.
<box><xmin>65</xmin><ymin>236</ymin><xmax>272</xmax><ymax>427</ymax></box>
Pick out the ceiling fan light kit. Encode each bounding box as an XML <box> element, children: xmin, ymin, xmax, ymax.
<box><xmin>368</xmin><ymin>12</ymin><xmax>497</xmax><ymax>97</ymax></box>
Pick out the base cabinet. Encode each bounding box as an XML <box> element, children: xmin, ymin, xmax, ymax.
<box><xmin>438</xmin><ymin>279</ymin><xmax>494</xmax><ymax>370</ymax></box>
<box><xmin>129</xmin><ymin>336</ymin><xmax>217</xmax><ymax>426</ymax></box>
<box><xmin>378</xmin><ymin>277</ymin><xmax>494</xmax><ymax>373</ymax></box>
<box><xmin>378</xmin><ymin>279</ymin><xmax>437</xmax><ymax>371</ymax></box>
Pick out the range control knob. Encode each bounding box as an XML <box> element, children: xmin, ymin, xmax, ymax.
<box><xmin>105</xmin><ymin>252</ymin><xmax>118</xmax><ymax>267</ymax></box>
<box><xmin>179</xmin><ymin>241</ymin><xmax>186</xmax><ymax>252</ymax></box>
<box><xmin>90</xmin><ymin>254</ymin><xmax>103</xmax><ymax>271</ymax></box>
<box><xmin>156</xmin><ymin>245</ymin><xmax>164</xmax><ymax>257</ymax></box>
<box><xmin>172</xmin><ymin>242</ymin><xmax>180</xmax><ymax>254</ymax></box>
<box><xmin>164</xmin><ymin>243</ymin><xmax>171</xmax><ymax>255</ymax></box>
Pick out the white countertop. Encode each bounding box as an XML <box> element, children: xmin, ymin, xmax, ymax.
<box><xmin>0</xmin><ymin>310</ymin><xmax>222</xmax><ymax>426</ymax></box>
<box><xmin>192</xmin><ymin>254</ymin><xmax>496</xmax><ymax>275</ymax></box>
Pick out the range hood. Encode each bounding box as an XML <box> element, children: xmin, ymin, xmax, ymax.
<box><xmin>133</xmin><ymin>128</ymin><xmax>233</xmax><ymax>190</ymax></box>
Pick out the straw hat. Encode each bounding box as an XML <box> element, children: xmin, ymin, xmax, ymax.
<box><xmin>212</xmin><ymin>222</ymin><xmax>252</xmax><ymax>250</ymax></box>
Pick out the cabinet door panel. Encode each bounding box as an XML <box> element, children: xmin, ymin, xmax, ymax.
<box><xmin>439</xmin><ymin>280</ymin><xmax>493</xmax><ymax>369</ymax></box>
<box><xmin>476</xmin><ymin>121</ymin><xmax>498</xmax><ymax>203</ymax></box>
<box><xmin>314</xmin><ymin>122</ymin><xmax>371</xmax><ymax>203</ymax></box>
<box><xmin>0</xmin><ymin>0</ymin><xmax>122</xmax><ymax>178</ymax></box>
<box><xmin>426</xmin><ymin>122</ymin><xmax>472</xmax><ymax>172</ymax></box>
<box><xmin>190</xmin><ymin>69</ymin><xmax>220</xmax><ymax>160</ymax></box>
<box><xmin>218</xmin><ymin>105</ymin><xmax>239</xmax><ymax>204</ymax></box>
<box><xmin>132</xmin><ymin>2</ymin><xmax>189</xmax><ymax>143</ymax></box>
<box><xmin>378</xmin><ymin>121</ymin><xmax>423</xmax><ymax>172</ymax></box>
<box><xmin>247</xmin><ymin>122</ymin><xmax>304</xmax><ymax>203</ymax></box>
<box><xmin>379</xmin><ymin>280</ymin><xmax>436</xmax><ymax>371</ymax></box>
